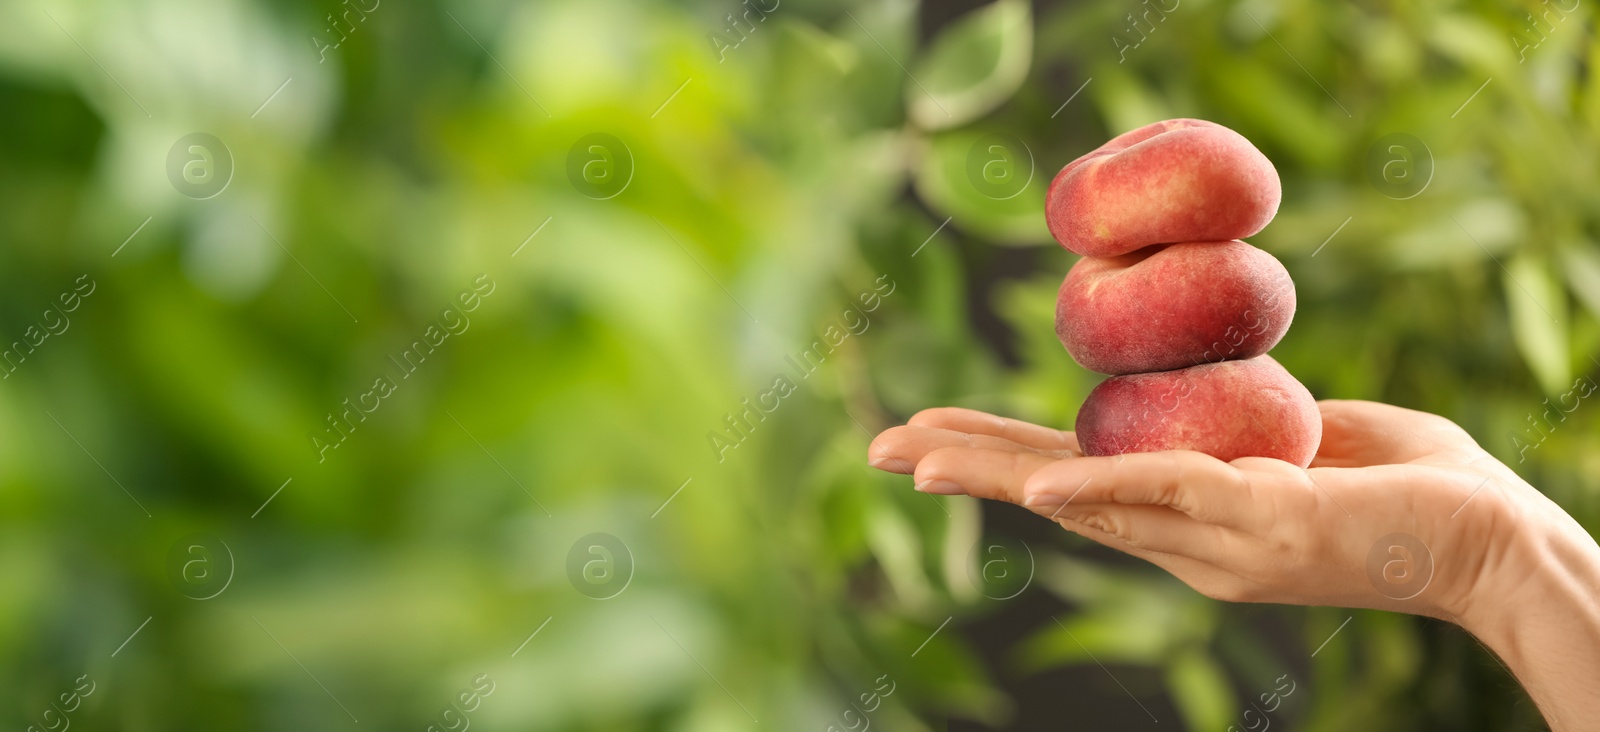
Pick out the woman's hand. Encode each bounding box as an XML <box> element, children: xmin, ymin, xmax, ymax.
<box><xmin>868</xmin><ymin>399</ymin><xmax>1600</xmax><ymax>730</ymax></box>
<box><xmin>870</xmin><ymin>399</ymin><xmax>1526</xmax><ymax>618</ymax></box>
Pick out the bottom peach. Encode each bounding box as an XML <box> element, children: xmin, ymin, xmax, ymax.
<box><xmin>1075</xmin><ymin>355</ymin><xmax>1321</xmax><ymax>467</ymax></box>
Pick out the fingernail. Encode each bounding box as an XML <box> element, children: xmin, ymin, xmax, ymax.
<box><xmin>870</xmin><ymin>454</ymin><xmax>912</xmax><ymax>473</ymax></box>
<box><xmin>1023</xmin><ymin>493</ymin><xmax>1066</xmax><ymax>513</ymax></box>
<box><xmin>915</xmin><ymin>480</ymin><xmax>964</xmax><ymax>495</ymax></box>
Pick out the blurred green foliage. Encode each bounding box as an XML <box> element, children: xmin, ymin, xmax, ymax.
<box><xmin>0</xmin><ymin>0</ymin><xmax>1595</xmax><ymax>729</ymax></box>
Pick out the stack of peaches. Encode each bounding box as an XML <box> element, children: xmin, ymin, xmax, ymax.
<box><xmin>1046</xmin><ymin>119</ymin><xmax>1321</xmax><ymax>467</ymax></box>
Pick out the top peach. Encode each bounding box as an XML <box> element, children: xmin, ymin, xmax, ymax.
<box><xmin>1045</xmin><ymin>119</ymin><xmax>1282</xmax><ymax>257</ymax></box>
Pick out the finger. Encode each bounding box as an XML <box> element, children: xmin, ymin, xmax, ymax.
<box><xmin>911</xmin><ymin>446</ymin><xmax>1060</xmax><ymax>500</ymax></box>
<box><xmin>908</xmin><ymin>444</ymin><xmax>1270</xmax><ymax>600</ymax></box>
<box><xmin>1060</xmin><ymin>517</ymin><xmax>1263</xmax><ymax>603</ymax></box>
<box><xmin>907</xmin><ymin>445</ymin><xmax>1244</xmax><ymax>564</ymax></box>
<box><xmin>1054</xmin><ymin>503</ymin><xmax>1235</xmax><ymax>564</ymax></box>
<box><xmin>1021</xmin><ymin>451</ymin><xmax>1259</xmax><ymax>529</ymax></box>
<box><xmin>908</xmin><ymin>408</ymin><xmax>1081</xmax><ymax>454</ymax></box>
<box><xmin>868</xmin><ymin>425</ymin><xmax>1068</xmax><ymax>475</ymax></box>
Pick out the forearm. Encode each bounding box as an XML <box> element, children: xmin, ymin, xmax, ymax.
<box><xmin>1460</xmin><ymin>515</ymin><xmax>1600</xmax><ymax>732</ymax></box>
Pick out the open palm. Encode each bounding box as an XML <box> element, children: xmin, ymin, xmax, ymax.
<box><xmin>867</xmin><ymin>399</ymin><xmax>1559</xmax><ymax>623</ymax></box>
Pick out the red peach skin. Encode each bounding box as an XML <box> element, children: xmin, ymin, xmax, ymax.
<box><xmin>1045</xmin><ymin>119</ymin><xmax>1282</xmax><ymax>257</ymax></box>
<box><xmin>1056</xmin><ymin>240</ymin><xmax>1296</xmax><ymax>375</ymax></box>
<box><xmin>1075</xmin><ymin>355</ymin><xmax>1321</xmax><ymax>467</ymax></box>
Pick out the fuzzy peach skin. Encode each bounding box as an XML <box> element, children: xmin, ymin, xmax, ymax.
<box><xmin>1045</xmin><ymin>119</ymin><xmax>1282</xmax><ymax>257</ymax></box>
<box><xmin>1075</xmin><ymin>354</ymin><xmax>1320</xmax><ymax>466</ymax></box>
<box><xmin>1056</xmin><ymin>240</ymin><xmax>1296</xmax><ymax>375</ymax></box>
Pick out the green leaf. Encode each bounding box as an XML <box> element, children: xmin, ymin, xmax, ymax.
<box><xmin>1093</xmin><ymin>65</ymin><xmax>1174</xmax><ymax>140</ymax></box>
<box><xmin>865</xmin><ymin>503</ymin><xmax>934</xmax><ymax>608</ymax></box>
<box><xmin>1017</xmin><ymin>611</ymin><xmax>1169</xmax><ymax>671</ymax></box>
<box><xmin>909</xmin><ymin>0</ymin><xmax>1033</xmax><ymax>130</ymax></box>
<box><xmin>912</xmin><ymin>130</ymin><xmax>1051</xmax><ymax>245</ymax></box>
<box><xmin>782</xmin><ymin>20</ymin><xmax>860</xmax><ymax>74</ymax></box>
<box><xmin>1561</xmin><ymin>245</ymin><xmax>1600</xmax><ymax>322</ymax></box>
<box><xmin>1504</xmin><ymin>252</ymin><xmax>1570</xmax><ymax>396</ymax></box>
<box><xmin>1198</xmin><ymin>58</ymin><xmax>1342</xmax><ymax>170</ymax></box>
<box><xmin>1389</xmin><ymin>199</ymin><xmax>1523</xmax><ymax>270</ymax></box>
<box><xmin>1166</xmin><ymin>649</ymin><xmax>1236</xmax><ymax>732</ymax></box>
<box><xmin>1425</xmin><ymin>14</ymin><xmax>1517</xmax><ymax>71</ymax></box>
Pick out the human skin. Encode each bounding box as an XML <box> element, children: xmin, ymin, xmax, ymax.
<box><xmin>1045</xmin><ymin>119</ymin><xmax>1282</xmax><ymax>257</ymax></box>
<box><xmin>867</xmin><ymin>401</ymin><xmax>1600</xmax><ymax>731</ymax></box>
<box><xmin>1056</xmin><ymin>240</ymin><xmax>1295</xmax><ymax>374</ymax></box>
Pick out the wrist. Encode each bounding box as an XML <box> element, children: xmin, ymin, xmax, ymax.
<box><xmin>1455</xmin><ymin>500</ymin><xmax>1600</xmax><ymax>660</ymax></box>
<box><xmin>1452</xmin><ymin>506</ymin><xmax>1600</xmax><ymax>731</ymax></box>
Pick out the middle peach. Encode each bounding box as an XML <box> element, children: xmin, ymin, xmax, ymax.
<box><xmin>1055</xmin><ymin>240</ymin><xmax>1296</xmax><ymax>375</ymax></box>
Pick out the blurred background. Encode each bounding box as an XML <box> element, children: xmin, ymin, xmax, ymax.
<box><xmin>1</xmin><ymin>0</ymin><xmax>1596</xmax><ymax>729</ymax></box>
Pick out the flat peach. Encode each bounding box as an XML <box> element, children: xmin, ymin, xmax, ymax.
<box><xmin>1046</xmin><ymin>119</ymin><xmax>1281</xmax><ymax>257</ymax></box>
<box><xmin>1056</xmin><ymin>240</ymin><xmax>1295</xmax><ymax>375</ymax></box>
<box><xmin>1075</xmin><ymin>355</ymin><xmax>1321</xmax><ymax>467</ymax></box>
